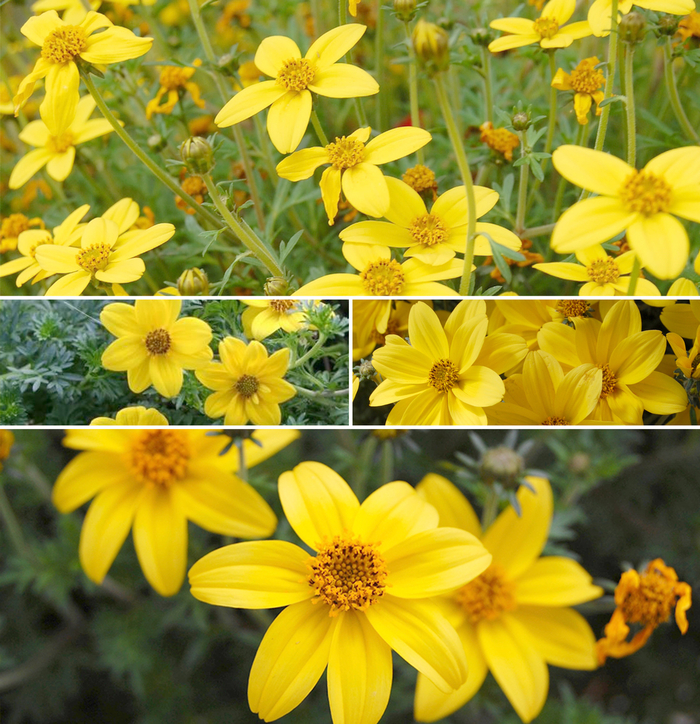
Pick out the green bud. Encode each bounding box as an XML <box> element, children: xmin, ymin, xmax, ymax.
<box><xmin>180</xmin><ymin>136</ymin><xmax>214</xmax><ymax>175</ymax></box>
<box><xmin>480</xmin><ymin>446</ymin><xmax>525</xmax><ymax>488</ymax></box>
<box><xmin>264</xmin><ymin>276</ymin><xmax>289</xmax><ymax>296</ymax></box>
<box><xmin>393</xmin><ymin>0</ymin><xmax>417</xmax><ymax>22</ymax></box>
<box><xmin>511</xmin><ymin>111</ymin><xmax>530</xmax><ymax>131</ymax></box>
<box><xmin>655</xmin><ymin>13</ymin><xmax>680</xmax><ymax>36</ymax></box>
<box><xmin>412</xmin><ymin>19</ymin><xmax>450</xmax><ymax>73</ymax></box>
<box><xmin>471</xmin><ymin>27</ymin><xmax>494</xmax><ymax>47</ymax></box>
<box><xmin>619</xmin><ymin>11</ymin><xmax>646</xmax><ymax>43</ymax></box>
<box><xmin>177</xmin><ymin>268</ymin><xmax>209</xmax><ymax>295</ymax></box>
<box><xmin>359</xmin><ymin>359</ymin><xmax>375</xmax><ymax>379</ymax></box>
<box><xmin>148</xmin><ymin>134</ymin><xmax>167</xmax><ymax>152</ymax></box>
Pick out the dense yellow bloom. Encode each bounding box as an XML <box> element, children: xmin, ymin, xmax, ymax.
<box><xmin>215</xmin><ymin>25</ymin><xmax>379</xmax><ymax>153</ymax></box>
<box><xmin>415</xmin><ymin>475</ymin><xmax>601</xmax><ymax>723</ymax></box>
<box><xmin>597</xmin><ymin>559</ymin><xmax>691</xmax><ymax>663</ymax></box>
<box><xmin>479</xmin><ymin>122</ymin><xmax>519</xmax><ymax>162</ymax></box>
<box><xmin>588</xmin><ymin>0</ymin><xmax>694</xmax><ymax>36</ymax></box>
<box><xmin>241</xmin><ymin>299</ymin><xmax>308</xmax><ymax>340</ymax></box>
<box><xmin>146</xmin><ymin>60</ymin><xmax>204</xmax><ymax>119</ymax></box>
<box><xmin>489</xmin><ymin>0</ymin><xmax>592</xmax><ymax>52</ymax></box>
<box><xmin>14</xmin><ymin>11</ymin><xmax>152</xmax><ymax>135</ymax></box>
<box><xmin>534</xmin><ymin>245</ymin><xmax>660</xmax><ymax>296</ymax></box>
<box><xmin>340</xmin><ymin>178</ymin><xmax>521</xmax><ymax>266</ymax></box>
<box><xmin>370</xmin><ymin>302</ymin><xmax>505</xmax><ymax>425</ymax></box>
<box><xmin>9</xmin><ymin>95</ymin><xmax>115</xmax><ymax>189</ymax></box>
<box><xmin>100</xmin><ymin>299</ymin><xmax>213</xmax><ymax>398</ymax></box>
<box><xmin>277</xmin><ymin>127</ymin><xmax>432</xmax><ymax>223</ymax></box>
<box><xmin>90</xmin><ymin>406</ymin><xmax>169</xmax><ymax>425</ymax></box>
<box><xmin>52</xmin><ymin>430</ymin><xmax>295</xmax><ymax>595</ymax></box>
<box><xmin>189</xmin><ymin>461</ymin><xmax>492</xmax><ymax>724</ymax></box>
<box><xmin>551</xmin><ymin>145</ymin><xmax>700</xmax><ymax>279</ymax></box>
<box><xmin>196</xmin><ymin>337</ymin><xmax>296</xmax><ymax>425</ymax></box>
<box><xmin>551</xmin><ymin>57</ymin><xmax>605</xmax><ymax>125</ymax></box>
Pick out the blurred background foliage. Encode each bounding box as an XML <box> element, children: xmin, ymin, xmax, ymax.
<box><xmin>0</xmin><ymin>429</ymin><xmax>698</xmax><ymax>723</ymax></box>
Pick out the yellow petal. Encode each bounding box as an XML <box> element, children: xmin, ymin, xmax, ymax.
<box><xmin>101</xmin><ymin>336</ymin><xmax>148</xmax><ymax>370</ymax></box>
<box><xmin>551</xmin><ymin>196</ymin><xmax>636</xmax><ymax>252</ymax></box>
<box><xmin>41</xmin><ymin>62</ymin><xmax>80</xmax><ymax>136</ymax></box>
<box><xmin>267</xmin><ymin>89</ymin><xmax>312</xmax><ymax>154</ymax></box>
<box><xmin>408</xmin><ymin>301</ymin><xmax>449</xmax><ymax>359</ymax></box>
<box><xmin>309</xmin><ymin>64</ymin><xmax>379</xmax><ymax>98</ymax></box>
<box><xmin>46</xmin><ymin>147</ymin><xmax>76</xmax><ymax>181</ymax></box>
<box><xmin>626</xmin><ymin>214</ymin><xmax>688</xmax><ymax>279</ymax></box>
<box><xmin>384</xmin><ymin>176</ymin><xmax>427</xmax><ymax>226</ymax></box>
<box><xmin>80</xmin><ymin>26</ymin><xmax>152</xmax><ymax>63</ymax></box>
<box><xmin>364</xmin><ymin>127</ymin><xmax>432</xmax><ymax>165</ymax></box>
<box><xmin>552</xmin><ymin>145</ymin><xmax>631</xmax><ymax>195</ymax></box>
<box><xmin>626</xmin><ymin>371</ymin><xmax>688</xmax><ymax>414</ymax></box>
<box><xmin>45</xmin><ymin>270</ymin><xmax>91</xmax><ymax>296</ymax></box>
<box><xmin>415</xmin><ymin>473</ymin><xmax>482</xmax><ymax>537</ymax></box>
<box><xmin>533</xmin><ymin>261</ymin><xmax>589</xmax><ymax>282</ymax></box>
<box><xmin>489</xmin><ymin>17</ymin><xmax>536</xmax><ymax>34</ymax></box>
<box><xmin>645</xmin><ymin>146</ymin><xmax>700</xmax><ymax>190</ymax></box>
<box><xmin>9</xmin><ymin>148</ymin><xmax>53</xmax><ymax>189</ymax></box>
<box><xmin>276</xmin><ymin>146</ymin><xmax>328</xmax><ymax>181</ymax></box>
<box><xmin>488</xmin><ymin>34</ymin><xmax>540</xmax><ymax>52</ymax></box>
<box><xmin>215</xmin><ymin>80</ymin><xmax>287</xmax><ymax>127</ymax></box>
<box><xmin>542</xmin><ymin>0</ymin><xmax>575</xmax><ymax>21</ymax></box>
<box><xmin>342</xmin><ymin>163</ymin><xmax>390</xmax><ymax>218</ymax></box>
<box><xmin>21</xmin><ymin>10</ymin><xmax>62</xmax><ymax>46</ymax></box>
<box><xmin>556</xmin><ymin>364</ymin><xmax>602</xmax><ymax>423</ymax></box>
<box><xmin>306</xmin><ymin>23</ymin><xmax>366</xmax><ymax>68</ymax></box>
<box><xmin>18</xmin><ymin>119</ymin><xmax>50</xmax><ymax>147</ymax></box>
<box><xmin>254</xmin><ymin>35</ymin><xmax>301</xmax><ymax>77</ymax></box>
<box><xmin>320</xmin><ymin>165</ymin><xmax>342</xmax><ymax>223</ymax></box>
<box><xmin>514</xmin><ymin>556</ymin><xmax>603</xmax><ymax>606</ymax></box>
<box><xmin>610</xmin><ymin>330</ymin><xmax>665</xmax><ymax>384</ymax></box>
<box><xmin>149</xmin><ymin>355</ymin><xmax>183</xmax><ymax>397</ymax></box>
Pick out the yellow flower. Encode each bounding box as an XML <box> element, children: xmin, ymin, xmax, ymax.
<box><xmin>479</xmin><ymin>122</ymin><xmax>519</xmax><ymax>162</ymax></box>
<box><xmin>9</xmin><ymin>95</ymin><xmax>115</xmax><ymax>189</ymax></box>
<box><xmin>35</xmin><ymin>214</ymin><xmax>175</xmax><ymax>295</ymax></box>
<box><xmin>488</xmin><ymin>0</ymin><xmax>592</xmax><ymax>53</ymax></box>
<box><xmin>189</xmin><ymin>461</ymin><xmax>492</xmax><ymax>724</ymax></box>
<box><xmin>100</xmin><ymin>299</ymin><xmax>213</xmax><ymax>398</ymax></box>
<box><xmin>588</xmin><ymin>0</ymin><xmax>694</xmax><ymax>36</ymax></box>
<box><xmin>661</xmin><ymin>299</ymin><xmax>700</xmax><ymax>338</ymax></box>
<box><xmin>353</xmin><ymin>299</ymin><xmax>413</xmax><ymax>359</ymax></box>
<box><xmin>14</xmin><ymin>11</ymin><xmax>152</xmax><ymax>135</ymax></box>
<box><xmin>0</xmin><ymin>213</ymin><xmax>44</xmax><ymax>253</ymax></box>
<box><xmin>551</xmin><ymin>145</ymin><xmax>700</xmax><ymax>279</ymax></box>
<box><xmin>678</xmin><ymin>10</ymin><xmax>700</xmax><ymax>41</ymax></box>
<box><xmin>277</xmin><ymin>126</ymin><xmax>432</xmax><ymax>223</ymax></box>
<box><xmin>52</xmin><ymin>430</ymin><xmax>290</xmax><ymax>596</ymax></box>
<box><xmin>145</xmin><ymin>59</ymin><xmax>205</xmax><ymax>119</ymax></box>
<box><xmin>667</xmin><ymin>327</ymin><xmax>700</xmax><ymax>380</ymax></box>
<box><xmin>596</xmin><ymin>559</ymin><xmax>691</xmax><ymax>664</ymax></box>
<box><xmin>551</xmin><ymin>56</ymin><xmax>605</xmax><ymax>125</ymax></box>
<box><xmin>0</xmin><ymin>430</ymin><xmax>15</xmax><ymax>472</ymax></box>
<box><xmin>215</xmin><ymin>24</ymin><xmax>379</xmax><ymax>153</ymax></box>
<box><xmin>534</xmin><ymin>244</ymin><xmax>660</xmax><ymax>296</ymax></box>
<box><xmin>402</xmin><ymin>163</ymin><xmax>438</xmax><ymax>199</ymax></box>
<box><xmin>241</xmin><ymin>299</ymin><xmax>308</xmax><ymax>340</ymax></box>
<box><xmin>294</xmin><ymin>242</ymin><xmax>463</xmax><ymax>296</ymax></box>
<box><xmin>414</xmin><ymin>475</ymin><xmax>602</xmax><ymax>723</ymax></box>
<box><xmin>370</xmin><ymin>302</ymin><xmax>505</xmax><ymax>425</ymax></box>
<box><xmin>340</xmin><ymin>177</ymin><xmax>521</xmax><ymax>266</ymax></box>
<box><xmin>90</xmin><ymin>406</ymin><xmax>170</xmax><ymax>425</ymax></box>
<box><xmin>196</xmin><ymin>337</ymin><xmax>296</xmax><ymax>425</ymax></box>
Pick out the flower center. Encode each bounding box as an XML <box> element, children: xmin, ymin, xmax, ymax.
<box><xmin>47</xmin><ymin>131</ymin><xmax>75</xmax><ymax>154</ymax></box>
<box><xmin>326</xmin><ymin>136</ymin><xmax>366</xmax><ymax>170</ymax></box>
<box><xmin>159</xmin><ymin>65</ymin><xmax>192</xmax><ymax>90</ymax></box>
<box><xmin>409</xmin><ymin>213</ymin><xmax>448</xmax><ymax>247</ymax></box>
<box><xmin>542</xmin><ymin>416</ymin><xmax>569</xmax><ymax>425</ymax></box>
<box><xmin>276</xmin><ymin>57</ymin><xmax>315</xmax><ymax>91</ymax></box>
<box><xmin>308</xmin><ymin>535</ymin><xmax>388</xmax><ymax>615</ymax></box>
<box><xmin>130</xmin><ymin>430</ymin><xmax>190</xmax><ymax>487</ymax></box>
<box><xmin>598</xmin><ymin>362</ymin><xmax>618</xmax><ymax>399</ymax></box>
<box><xmin>455</xmin><ymin>564</ymin><xmax>517</xmax><ymax>624</ymax></box>
<box><xmin>41</xmin><ymin>25</ymin><xmax>88</xmax><ymax>64</ymax></box>
<box><xmin>269</xmin><ymin>299</ymin><xmax>295</xmax><ymax>313</ymax></box>
<box><xmin>619</xmin><ymin>170</ymin><xmax>672</xmax><ymax>216</ymax></box>
<box><xmin>360</xmin><ymin>258</ymin><xmax>405</xmax><ymax>295</ymax></box>
<box><xmin>28</xmin><ymin>232</ymin><xmax>54</xmax><ymax>259</ymax></box>
<box><xmin>402</xmin><ymin>164</ymin><xmax>438</xmax><ymax>197</ymax></box>
<box><xmin>144</xmin><ymin>328</ymin><xmax>171</xmax><ymax>355</ymax></box>
<box><xmin>586</xmin><ymin>257</ymin><xmax>620</xmax><ymax>283</ymax></box>
<box><xmin>556</xmin><ymin>300</ymin><xmax>591</xmax><ymax>319</ymax></box>
<box><xmin>619</xmin><ymin>561</ymin><xmax>680</xmax><ymax>629</ymax></box>
<box><xmin>690</xmin><ymin>353</ymin><xmax>700</xmax><ymax>375</ymax></box>
<box><xmin>569</xmin><ymin>58</ymin><xmax>605</xmax><ymax>94</ymax></box>
<box><xmin>533</xmin><ymin>17</ymin><xmax>560</xmax><ymax>40</ymax></box>
<box><xmin>1</xmin><ymin>214</ymin><xmax>32</xmax><ymax>240</ymax></box>
<box><xmin>76</xmin><ymin>243</ymin><xmax>111</xmax><ymax>274</ymax></box>
<box><xmin>235</xmin><ymin>373</ymin><xmax>259</xmax><ymax>398</ymax></box>
<box><xmin>428</xmin><ymin>359</ymin><xmax>459</xmax><ymax>392</ymax></box>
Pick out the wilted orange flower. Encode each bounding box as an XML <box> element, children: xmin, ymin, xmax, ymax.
<box><xmin>176</xmin><ymin>176</ymin><xmax>208</xmax><ymax>214</ymax></box>
<box><xmin>480</xmin><ymin>122</ymin><xmax>519</xmax><ymax>162</ymax></box>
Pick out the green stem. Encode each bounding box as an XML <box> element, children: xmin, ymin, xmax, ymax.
<box><xmin>0</xmin><ymin>479</ymin><xmax>32</xmax><ymax>559</ymax></box>
<box><xmin>481</xmin><ymin>489</ymin><xmax>499</xmax><ymax>529</ymax></box>
<box><xmin>310</xmin><ymin>109</ymin><xmax>330</xmax><ymax>146</ymax></box>
<box><xmin>515</xmin><ymin>133</ymin><xmax>530</xmax><ymax>234</ymax></box>
<box><xmin>542</xmin><ymin>51</ymin><xmax>558</xmax><ymax>172</ymax></box>
<box><xmin>380</xmin><ymin>440</ymin><xmax>394</xmax><ymax>485</ymax></box>
<box><xmin>404</xmin><ymin>21</ymin><xmax>424</xmax><ymax>164</ymax></box>
<box><xmin>553</xmin><ymin>122</ymin><xmax>587</xmax><ymax>221</ymax></box>
<box><xmin>339</xmin><ymin>0</ymin><xmax>347</xmax><ymax>25</ymax></box>
<box><xmin>625</xmin><ymin>254</ymin><xmax>641</xmax><ymax>296</ymax></box>
<box><xmin>481</xmin><ymin>46</ymin><xmax>494</xmax><ymax>124</ymax></box>
<box><xmin>434</xmin><ymin>73</ymin><xmax>478</xmax><ymax>296</ymax></box>
<box><xmin>521</xmin><ymin>223</ymin><xmax>555</xmax><ymax>237</ymax></box>
<box><xmin>593</xmin><ymin>0</ymin><xmax>620</xmax><ymax>154</ymax></box>
<box><xmin>202</xmin><ymin>173</ymin><xmax>284</xmax><ymax>276</ymax></box>
<box><xmin>375</xmin><ymin>0</ymin><xmax>387</xmax><ymax>132</ymax></box>
<box><xmin>663</xmin><ymin>38</ymin><xmax>700</xmax><ymax>144</ymax></box>
<box><xmin>293</xmin><ymin>385</ymin><xmax>349</xmax><ymax>401</ymax></box>
<box><xmin>623</xmin><ymin>43</ymin><xmax>636</xmax><ymax>167</ymax></box>
<box><xmin>290</xmin><ymin>333</ymin><xmax>328</xmax><ymax>368</ymax></box>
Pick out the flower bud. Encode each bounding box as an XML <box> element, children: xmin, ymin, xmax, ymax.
<box><xmin>412</xmin><ymin>19</ymin><xmax>450</xmax><ymax>73</ymax></box>
<box><xmin>480</xmin><ymin>446</ymin><xmax>524</xmax><ymax>488</ymax></box>
<box><xmin>264</xmin><ymin>276</ymin><xmax>289</xmax><ymax>296</ymax></box>
<box><xmin>511</xmin><ymin>111</ymin><xmax>530</xmax><ymax>131</ymax></box>
<box><xmin>471</xmin><ymin>27</ymin><xmax>494</xmax><ymax>47</ymax></box>
<box><xmin>619</xmin><ymin>11</ymin><xmax>646</xmax><ymax>43</ymax></box>
<box><xmin>393</xmin><ymin>0</ymin><xmax>417</xmax><ymax>22</ymax></box>
<box><xmin>359</xmin><ymin>359</ymin><xmax>375</xmax><ymax>378</ymax></box>
<box><xmin>180</xmin><ymin>136</ymin><xmax>214</xmax><ymax>175</ymax></box>
<box><xmin>148</xmin><ymin>133</ymin><xmax>167</xmax><ymax>152</ymax></box>
<box><xmin>177</xmin><ymin>267</ymin><xmax>209</xmax><ymax>295</ymax></box>
<box><xmin>655</xmin><ymin>13</ymin><xmax>680</xmax><ymax>36</ymax></box>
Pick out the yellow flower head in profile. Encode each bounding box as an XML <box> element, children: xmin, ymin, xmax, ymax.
<box><xmin>100</xmin><ymin>299</ymin><xmax>213</xmax><ymax>398</ymax></box>
<box><xmin>667</xmin><ymin>327</ymin><xmax>700</xmax><ymax>380</ymax></box>
<box><xmin>9</xmin><ymin>95</ymin><xmax>115</xmax><ymax>189</ymax></box>
<box><xmin>551</xmin><ymin>56</ymin><xmax>605</xmax><ymax>125</ymax></box>
<box><xmin>146</xmin><ymin>59</ymin><xmax>205</xmax><ymax>119</ymax></box>
<box><xmin>52</xmin><ymin>430</ymin><xmax>295</xmax><ymax>596</ymax></box>
<box><xmin>14</xmin><ymin>11</ymin><xmax>153</xmax><ymax>135</ymax></box>
<box><xmin>90</xmin><ymin>406</ymin><xmax>169</xmax><ymax>425</ymax></box>
<box><xmin>370</xmin><ymin>301</ymin><xmax>506</xmax><ymax>425</ymax></box>
<box><xmin>340</xmin><ymin>177</ymin><xmax>521</xmax><ymax>266</ymax></box>
<box><xmin>277</xmin><ymin>126</ymin><xmax>432</xmax><ymax>223</ymax></box>
<box><xmin>588</xmin><ymin>0</ymin><xmax>694</xmax><ymax>36</ymax></box>
<box><xmin>0</xmin><ymin>213</ymin><xmax>44</xmax><ymax>253</ymax></box>
<box><xmin>241</xmin><ymin>299</ymin><xmax>308</xmax><ymax>340</ymax></box>
<box><xmin>551</xmin><ymin>145</ymin><xmax>700</xmax><ymax>279</ymax></box>
<box><xmin>189</xmin><ymin>461</ymin><xmax>492</xmax><ymax>724</ymax></box>
<box><xmin>196</xmin><ymin>337</ymin><xmax>296</xmax><ymax>425</ymax></box>
<box><xmin>488</xmin><ymin>0</ymin><xmax>592</xmax><ymax>53</ymax></box>
<box><xmin>597</xmin><ymin>559</ymin><xmax>692</xmax><ymax>664</ymax></box>
<box><xmin>414</xmin><ymin>474</ymin><xmax>602</xmax><ymax>723</ymax></box>
<box><xmin>215</xmin><ymin>24</ymin><xmax>379</xmax><ymax>153</ymax></box>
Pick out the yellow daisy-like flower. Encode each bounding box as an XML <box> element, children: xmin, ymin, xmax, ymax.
<box><xmin>551</xmin><ymin>56</ymin><xmax>605</xmax><ymax>125</ymax></box>
<box><xmin>294</xmin><ymin>243</ymin><xmax>463</xmax><ymax>297</ymax></box>
<box><xmin>534</xmin><ymin>244</ymin><xmax>660</xmax><ymax>296</ymax></box>
<box><xmin>100</xmin><ymin>299</ymin><xmax>213</xmax><ymax>398</ymax></box>
<box><xmin>35</xmin><ymin>215</ymin><xmax>175</xmax><ymax>295</ymax></box>
<box><xmin>189</xmin><ymin>461</ymin><xmax>492</xmax><ymax>724</ymax></box>
<box><xmin>552</xmin><ymin>145</ymin><xmax>700</xmax><ymax>279</ymax></box>
<box><xmin>353</xmin><ymin>299</ymin><xmax>414</xmax><ymax>359</ymax></box>
<box><xmin>9</xmin><ymin>95</ymin><xmax>115</xmax><ymax>189</ymax></box>
<box><xmin>661</xmin><ymin>299</ymin><xmax>700</xmax><ymax>338</ymax></box>
<box><xmin>241</xmin><ymin>299</ymin><xmax>308</xmax><ymax>340</ymax></box>
<box><xmin>196</xmin><ymin>337</ymin><xmax>296</xmax><ymax>425</ymax></box>
<box><xmin>0</xmin><ymin>213</ymin><xmax>45</xmax><ymax>253</ymax></box>
<box><xmin>145</xmin><ymin>59</ymin><xmax>205</xmax><ymax>120</ymax></box>
<box><xmin>14</xmin><ymin>10</ymin><xmax>152</xmax><ymax>136</ymax></box>
<box><xmin>666</xmin><ymin>327</ymin><xmax>700</xmax><ymax>380</ymax></box>
<box><xmin>215</xmin><ymin>24</ymin><xmax>379</xmax><ymax>154</ymax></box>
<box><xmin>340</xmin><ymin>177</ymin><xmax>521</xmax><ymax>266</ymax></box>
<box><xmin>277</xmin><ymin>126</ymin><xmax>432</xmax><ymax>223</ymax></box>
<box><xmin>90</xmin><ymin>406</ymin><xmax>170</xmax><ymax>425</ymax></box>
<box><xmin>414</xmin><ymin>474</ymin><xmax>602</xmax><ymax>723</ymax></box>
<box><xmin>588</xmin><ymin>0</ymin><xmax>694</xmax><ymax>36</ymax></box>
<box><xmin>52</xmin><ymin>430</ymin><xmax>293</xmax><ymax>596</ymax></box>
<box><xmin>488</xmin><ymin>0</ymin><xmax>592</xmax><ymax>53</ymax></box>
<box><xmin>370</xmin><ymin>302</ymin><xmax>506</xmax><ymax>425</ymax></box>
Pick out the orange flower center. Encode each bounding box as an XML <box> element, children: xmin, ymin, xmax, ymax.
<box><xmin>555</xmin><ymin>300</ymin><xmax>591</xmax><ymax>319</ymax></box>
<box><xmin>533</xmin><ymin>17</ymin><xmax>560</xmax><ymax>40</ymax></box>
<box><xmin>586</xmin><ymin>257</ymin><xmax>620</xmax><ymax>284</ymax></box>
<box><xmin>159</xmin><ymin>65</ymin><xmax>193</xmax><ymax>90</ymax></box>
<box><xmin>276</xmin><ymin>57</ymin><xmax>315</xmax><ymax>91</ymax></box>
<box><xmin>130</xmin><ymin>430</ymin><xmax>190</xmax><ymax>487</ymax></box>
<box><xmin>569</xmin><ymin>58</ymin><xmax>605</xmax><ymax>94</ymax></box>
<box><xmin>360</xmin><ymin>258</ymin><xmax>405</xmax><ymax>295</ymax></box>
<box><xmin>428</xmin><ymin>358</ymin><xmax>459</xmax><ymax>392</ymax></box>
<box><xmin>409</xmin><ymin>213</ymin><xmax>448</xmax><ymax>247</ymax></box>
<box><xmin>326</xmin><ymin>136</ymin><xmax>366</xmax><ymax>170</ymax></box>
<box><xmin>618</xmin><ymin>561</ymin><xmax>681</xmax><ymax>629</ymax></box>
<box><xmin>308</xmin><ymin>535</ymin><xmax>388</xmax><ymax>615</ymax></box>
<box><xmin>235</xmin><ymin>373</ymin><xmax>259</xmax><ymax>398</ymax></box>
<box><xmin>144</xmin><ymin>328</ymin><xmax>172</xmax><ymax>355</ymax></box>
<box><xmin>402</xmin><ymin>164</ymin><xmax>438</xmax><ymax>197</ymax></box>
<box><xmin>76</xmin><ymin>243</ymin><xmax>111</xmax><ymax>274</ymax></box>
<box><xmin>47</xmin><ymin>131</ymin><xmax>75</xmax><ymax>154</ymax></box>
<box><xmin>456</xmin><ymin>564</ymin><xmax>517</xmax><ymax>623</ymax></box>
<box><xmin>598</xmin><ymin>362</ymin><xmax>618</xmax><ymax>399</ymax></box>
<box><xmin>1</xmin><ymin>214</ymin><xmax>34</xmax><ymax>240</ymax></box>
<box><xmin>619</xmin><ymin>170</ymin><xmax>672</xmax><ymax>215</ymax></box>
<box><xmin>41</xmin><ymin>25</ymin><xmax>88</xmax><ymax>64</ymax></box>
<box><xmin>269</xmin><ymin>299</ymin><xmax>295</xmax><ymax>313</ymax></box>
<box><xmin>542</xmin><ymin>416</ymin><xmax>569</xmax><ymax>425</ymax></box>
